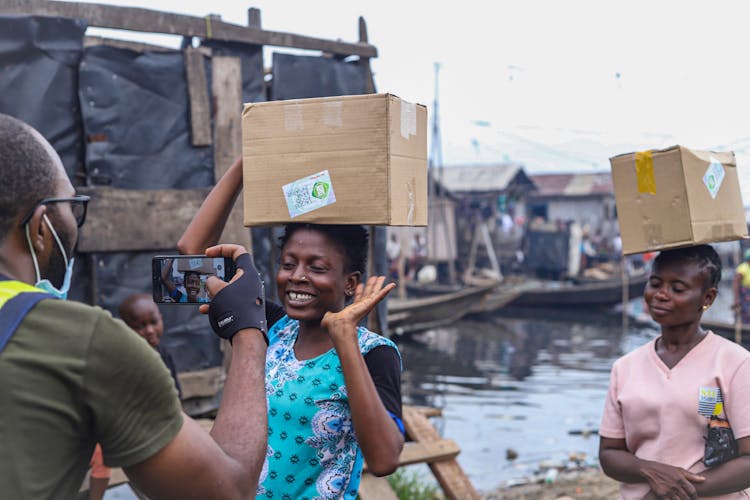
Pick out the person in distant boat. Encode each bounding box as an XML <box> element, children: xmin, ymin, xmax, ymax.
<box><xmin>178</xmin><ymin>157</ymin><xmax>404</xmax><ymax>500</ymax></box>
<box><xmin>732</xmin><ymin>248</ymin><xmax>750</xmax><ymax>325</ymax></box>
<box><xmin>599</xmin><ymin>245</ymin><xmax>750</xmax><ymax>499</ymax></box>
<box><xmin>119</xmin><ymin>292</ymin><xmax>182</xmax><ymax>398</ymax></box>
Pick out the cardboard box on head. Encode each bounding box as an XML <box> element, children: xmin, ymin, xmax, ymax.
<box><xmin>610</xmin><ymin>145</ymin><xmax>748</xmax><ymax>255</ymax></box>
<box><xmin>241</xmin><ymin>93</ymin><xmax>428</xmax><ymax>227</ymax></box>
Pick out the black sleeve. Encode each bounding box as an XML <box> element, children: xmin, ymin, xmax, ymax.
<box><xmin>265</xmin><ymin>300</ymin><xmax>286</xmax><ymax>329</ymax></box>
<box><xmin>157</xmin><ymin>344</ymin><xmax>182</xmax><ymax>399</ymax></box>
<box><xmin>364</xmin><ymin>345</ymin><xmax>402</xmax><ymax>420</ymax></box>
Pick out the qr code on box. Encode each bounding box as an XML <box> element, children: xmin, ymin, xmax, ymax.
<box><xmin>282</xmin><ymin>170</ymin><xmax>336</xmax><ymax>218</ymax></box>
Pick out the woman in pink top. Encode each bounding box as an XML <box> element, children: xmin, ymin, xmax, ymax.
<box><xmin>600</xmin><ymin>245</ymin><xmax>750</xmax><ymax>500</ymax></box>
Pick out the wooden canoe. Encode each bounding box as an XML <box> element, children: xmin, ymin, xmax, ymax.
<box><xmin>387</xmin><ymin>283</ymin><xmax>497</xmax><ymax>335</ymax></box>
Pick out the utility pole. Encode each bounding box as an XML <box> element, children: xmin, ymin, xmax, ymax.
<box><xmin>428</xmin><ymin>62</ymin><xmax>456</xmax><ymax>283</ymax></box>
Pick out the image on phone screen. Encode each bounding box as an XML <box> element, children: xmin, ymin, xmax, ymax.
<box><xmin>152</xmin><ymin>256</ymin><xmax>234</xmax><ymax>304</ymax></box>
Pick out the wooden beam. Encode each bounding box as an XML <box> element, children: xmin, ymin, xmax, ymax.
<box><xmin>211</xmin><ymin>55</ymin><xmax>252</xmax><ymax>250</ymax></box>
<box><xmin>183</xmin><ymin>47</ymin><xmax>212</xmax><ymax>147</ymax></box>
<box><xmin>247</xmin><ymin>7</ymin><xmax>261</xmax><ymax>29</ymax></box>
<box><xmin>359</xmin><ymin>16</ymin><xmax>377</xmax><ymax>94</ymax></box>
<box><xmin>403</xmin><ymin>407</ymin><xmax>480</xmax><ymax>500</ymax></box>
<box><xmin>359</xmin><ymin>474</ymin><xmax>398</xmax><ymax>500</ymax></box>
<box><xmin>77</xmin><ymin>187</ymin><xmax>210</xmax><ymax>252</ymax></box>
<box><xmin>363</xmin><ymin>439</ymin><xmax>461</xmax><ymax>472</ymax></box>
<box><xmin>0</xmin><ymin>0</ymin><xmax>377</xmax><ymax>58</ymax></box>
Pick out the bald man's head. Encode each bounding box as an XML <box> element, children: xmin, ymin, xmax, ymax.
<box><xmin>0</xmin><ymin>114</ymin><xmax>61</xmax><ymax>240</ymax></box>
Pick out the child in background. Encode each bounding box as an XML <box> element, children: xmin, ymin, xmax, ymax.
<box><xmin>118</xmin><ymin>293</ymin><xmax>182</xmax><ymax>398</ymax></box>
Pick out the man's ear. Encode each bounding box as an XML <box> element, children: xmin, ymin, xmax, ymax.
<box><xmin>25</xmin><ymin>204</ymin><xmax>49</xmax><ymax>254</ymax></box>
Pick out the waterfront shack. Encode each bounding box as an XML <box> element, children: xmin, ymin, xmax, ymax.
<box><xmin>439</xmin><ymin>163</ymin><xmax>536</xmax><ymax>275</ymax></box>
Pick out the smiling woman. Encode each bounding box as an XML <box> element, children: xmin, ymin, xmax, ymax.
<box><xmin>598</xmin><ymin>245</ymin><xmax>750</xmax><ymax>500</ymax></box>
<box><xmin>177</xmin><ymin>158</ymin><xmax>405</xmax><ymax>499</ymax></box>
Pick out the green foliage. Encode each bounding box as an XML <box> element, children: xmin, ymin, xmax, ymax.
<box><xmin>387</xmin><ymin>468</ymin><xmax>443</xmax><ymax>500</ymax></box>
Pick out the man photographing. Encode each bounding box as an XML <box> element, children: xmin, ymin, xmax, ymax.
<box><xmin>0</xmin><ymin>113</ymin><xmax>268</xmax><ymax>499</ymax></box>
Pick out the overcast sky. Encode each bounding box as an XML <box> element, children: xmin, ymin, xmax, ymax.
<box><xmin>83</xmin><ymin>0</ymin><xmax>750</xmax><ymax>198</ymax></box>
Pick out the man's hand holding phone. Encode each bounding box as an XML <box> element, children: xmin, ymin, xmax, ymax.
<box><xmin>200</xmin><ymin>244</ymin><xmax>268</xmax><ymax>344</ymax></box>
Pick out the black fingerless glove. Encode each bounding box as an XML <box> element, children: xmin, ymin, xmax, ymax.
<box><xmin>208</xmin><ymin>253</ymin><xmax>268</xmax><ymax>343</ymax></box>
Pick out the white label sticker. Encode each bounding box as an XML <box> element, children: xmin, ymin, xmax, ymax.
<box><xmin>703</xmin><ymin>156</ymin><xmax>725</xmax><ymax>199</ymax></box>
<box><xmin>188</xmin><ymin>258</ymin><xmax>203</xmax><ymax>270</ymax></box>
<box><xmin>698</xmin><ymin>386</ymin><xmax>722</xmax><ymax>416</ymax></box>
<box><xmin>282</xmin><ymin>170</ymin><xmax>337</xmax><ymax>218</ymax></box>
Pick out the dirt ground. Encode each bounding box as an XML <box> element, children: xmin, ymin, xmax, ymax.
<box><xmin>481</xmin><ymin>468</ymin><xmax>620</xmax><ymax>500</ymax></box>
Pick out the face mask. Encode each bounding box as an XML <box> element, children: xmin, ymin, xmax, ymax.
<box><xmin>25</xmin><ymin>214</ymin><xmax>75</xmax><ymax>300</ymax></box>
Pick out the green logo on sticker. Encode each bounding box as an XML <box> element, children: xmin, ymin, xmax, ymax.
<box><xmin>707</xmin><ymin>175</ymin><xmax>715</xmax><ymax>190</ymax></box>
<box><xmin>311</xmin><ymin>181</ymin><xmax>329</xmax><ymax>199</ymax></box>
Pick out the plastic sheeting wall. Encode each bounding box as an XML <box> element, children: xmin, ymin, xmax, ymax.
<box><xmin>201</xmin><ymin>40</ymin><xmax>265</xmax><ymax>104</ymax></box>
<box><xmin>76</xmin><ymin>45</ymin><xmax>221</xmax><ymax>372</ymax></box>
<box><xmin>79</xmin><ymin>46</ymin><xmax>215</xmax><ymax>189</ymax></box>
<box><xmin>271</xmin><ymin>52</ymin><xmax>369</xmax><ymax>100</ymax></box>
<box><xmin>0</xmin><ymin>16</ymin><xmax>86</xmax><ymax>180</ymax></box>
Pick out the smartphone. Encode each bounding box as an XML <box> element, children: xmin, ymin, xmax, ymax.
<box><xmin>152</xmin><ymin>255</ymin><xmax>237</xmax><ymax>304</ymax></box>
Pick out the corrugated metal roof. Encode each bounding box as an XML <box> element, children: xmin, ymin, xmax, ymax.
<box><xmin>530</xmin><ymin>172</ymin><xmax>613</xmax><ymax>197</ymax></box>
<box><xmin>438</xmin><ymin>164</ymin><xmax>531</xmax><ymax>193</ymax></box>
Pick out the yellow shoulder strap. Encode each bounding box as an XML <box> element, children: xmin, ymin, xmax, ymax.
<box><xmin>0</xmin><ymin>281</ymin><xmax>45</xmax><ymax>308</ymax></box>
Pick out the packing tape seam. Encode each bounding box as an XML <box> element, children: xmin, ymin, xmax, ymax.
<box><xmin>406</xmin><ymin>178</ymin><xmax>415</xmax><ymax>226</ymax></box>
<box><xmin>323</xmin><ymin>101</ymin><xmax>343</xmax><ymax>128</ymax></box>
<box><xmin>284</xmin><ymin>104</ymin><xmax>304</xmax><ymax>131</ymax></box>
<box><xmin>401</xmin><ymin>101</ymin><xmax>417</xmax><ymax>139</ymax></box>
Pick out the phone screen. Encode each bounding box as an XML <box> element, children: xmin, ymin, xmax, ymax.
<box><xmin>152</xmin><ymin>255</ymin><xmax>235</xmax><ymax>304</ymax></box>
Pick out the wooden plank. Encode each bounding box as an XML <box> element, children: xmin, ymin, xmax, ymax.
<box><xmin>403</xmin><ymin>406</ymin><xmax>480</xmax><ymax>500</ymax></box>
<box><xmin>177</xmin><ymin>367</ymin><xmax>225</xmax><ymax>399</ymax></box>
<box><xmin>358</xmin><ymin>16</ymin><xmax>377</xmax><ymax>94</ymax></box>
<box><xmin>211</xmin><ymin>55</ymin><xmax>252</xmax><ymax>250</ymax></box>
<box><xmin>409</xmin><ymin>405</ymin><xmax>443</xmax><ymax>418</ymax></box>
<box><xmin>358</xmin><ymin>473</ymin><xmax>398</xmax><ymax>500</ymax></box>
<box><xmin>0</xmin><ymin>0</ymin><xmax>377</xmax><ymax>58</ymax></box>
<box><xmin>77</xmin><ymin>187</ymin><xmax>209</xmax><ymax>252</ymax></box>
<box><xmin>363</xmin><ymin>439</ymin><xmax>460</xmax><ymax>472</ymax></box>
<box><xmin>184</xmin><ymin>48</ymin><xmax>212</xmax><ymax>147</ymax></box>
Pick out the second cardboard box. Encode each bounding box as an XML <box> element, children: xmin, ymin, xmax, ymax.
<box><xmin>610</xmin><ymin>145</ymin><xmax>747</xmax><ymax>255</ymax></box>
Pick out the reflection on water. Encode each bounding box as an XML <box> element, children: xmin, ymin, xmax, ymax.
<box><xmin>394</xmin><ymin>309</ymin><xmax>659</xmax><ymax>491</ymax></box>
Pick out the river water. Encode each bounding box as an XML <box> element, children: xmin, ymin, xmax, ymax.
<box><xmin>394</xmin><ymin>280</ymin><xmax>738</xmax><ymax>492</ymax></box>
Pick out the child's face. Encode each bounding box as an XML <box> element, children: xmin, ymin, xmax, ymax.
<box><xmin>124</xmin><ymin>298</ymin><xmax>164</xmax><ymax>348</ymax></box>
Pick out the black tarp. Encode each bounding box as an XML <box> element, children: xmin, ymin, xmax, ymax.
<box><xmin>76</xmin><ymin>45</ymin><xmax>220</xmax><ymax>371</ymax></box>
<box><xmin>79</xmin><ymin>45</ymin><xmax>214</xmax><ymax>188</ymax></box>
<box><xmin>200</xmin><ymin>40</ymin><xmax>266</xmax><ymax>103</ymax></box>
<box><xmin>0</xmin><ymin>15</ymin><xmax>86</xmax><ymax>181</ymax></box>
<box><xmin>270</xmin><ymin>52</ymin><xmax>368</xmax><ymax>101</ymax></box>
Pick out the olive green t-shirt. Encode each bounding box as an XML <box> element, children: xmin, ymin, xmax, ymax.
<box><xmin>0</xmin><ymin>299</ymin><xmax>183</xmax><ymax>499</ymax></box>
